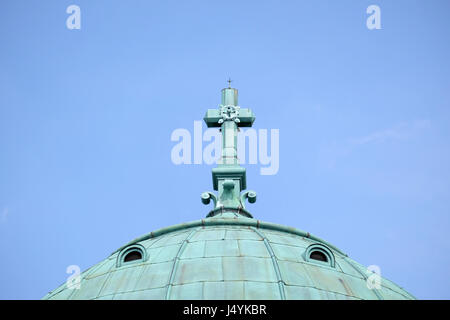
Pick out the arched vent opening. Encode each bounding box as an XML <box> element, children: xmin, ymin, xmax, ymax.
<box><xmin>124</xmin><ymin>250</ymin><xmax>142</xmax><ymax>262</ymax></box>
<box><xmin>305</xmin><ymin>243</ymin><xmax>335</xmax><ymax>268</ymax></box>
<box><xmin>310</xmin><ymin>250</ymin><xmax>328</xmax><ymax>262</ymax></box>
<box><xmin>117</xmin><ymin>245</ymin><xmax>146</xmax><ymax>267</ymax></box>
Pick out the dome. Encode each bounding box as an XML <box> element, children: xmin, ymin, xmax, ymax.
<box><xmin>43</xmin><ymin>86</ymin><xmax>415</xmax><ymax>300</ymax></box>
<box><xmin>43</xmin><ymin>212</ymin><xmax>414</xmax><ymax>300</ymax></box>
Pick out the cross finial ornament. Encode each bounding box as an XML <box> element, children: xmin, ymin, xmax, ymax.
<box><xmin>202</xmin><ymin>85</ymin><xmax>257</xmax><ymax>217</ymax></box>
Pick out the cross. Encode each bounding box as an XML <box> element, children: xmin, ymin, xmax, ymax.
<box><xmin>201</xmin><ymin>86</ymin><xmax>257</xmax><ymax>212</ymax></box>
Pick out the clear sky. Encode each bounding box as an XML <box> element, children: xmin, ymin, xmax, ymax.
<box><xmin>1</xmin><ymin>0</ymin><xmax>449</xmax><ymax>299</ymax></box>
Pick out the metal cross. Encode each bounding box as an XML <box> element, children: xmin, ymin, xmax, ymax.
<box><xmin>202</xmin><ymin>86</ymin><xmax>257</xmax><ymax>213</ymax></box>
<box><xmin>227</xmin><ymin>78</ymin><xmax>232</xmax><ymax>88</ymax></box>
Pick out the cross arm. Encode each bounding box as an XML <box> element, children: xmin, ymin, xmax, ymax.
<box><xmin>203</xmin><ymin>108</ymin><xmax>256</xmax><ymax>128</ymax></box>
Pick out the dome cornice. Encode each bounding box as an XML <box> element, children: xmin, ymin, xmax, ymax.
<box><xmin>112</xmin><ymin>215</ymin><xmax>347</xmax><ymax>257</ymax></box>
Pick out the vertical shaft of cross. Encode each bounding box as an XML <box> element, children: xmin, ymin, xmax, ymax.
<box><xmin>220</xmin><ymin>88</ymin><xmax>239</xmax><ymax>167</ymax></box>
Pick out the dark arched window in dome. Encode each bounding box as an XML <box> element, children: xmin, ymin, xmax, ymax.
<box><xmin>309</xmin><ymin>250</ymin><xmax>328</xmax><ymax>262</ymax></box>
<box><xmin>305</xmin><ymin>243</ymin><xmax>335</xmax><ymax>268</ymax></box>
<box><xmin>117</xmin><ymin>244</ymin><xmax>147</xmax><ymax>267</ymax></box>
<box><xmin>124</xmin><ymin>250</ymin><xmax>142</xmax><ymax>262</ymax></box>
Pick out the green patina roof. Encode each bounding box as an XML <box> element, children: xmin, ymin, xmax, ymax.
<box><xmin>43</xmin><ymin>85</ymin><xmax>415</xmax><ymax>300</ymax></box>
<box><xmin>43</xmin><ymin>213</ymin><xmax>415</xmax><ymax>300</ymax></box>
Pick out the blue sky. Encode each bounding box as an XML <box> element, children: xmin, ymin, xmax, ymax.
<box><xmin>1</xmin><ymin>0</ymin><xmax>449</xmax><ymax>299</ymax></box>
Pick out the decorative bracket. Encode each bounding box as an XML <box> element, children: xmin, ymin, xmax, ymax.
<box><xmin>240</xmin><ymin>190</ymin><xmax>257</xmax><ymax>209</ymax></box>
<box><xmin>201</xmin><ymin>192</ymin><xmax>217</xmax><ymax>207</ymax></box>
